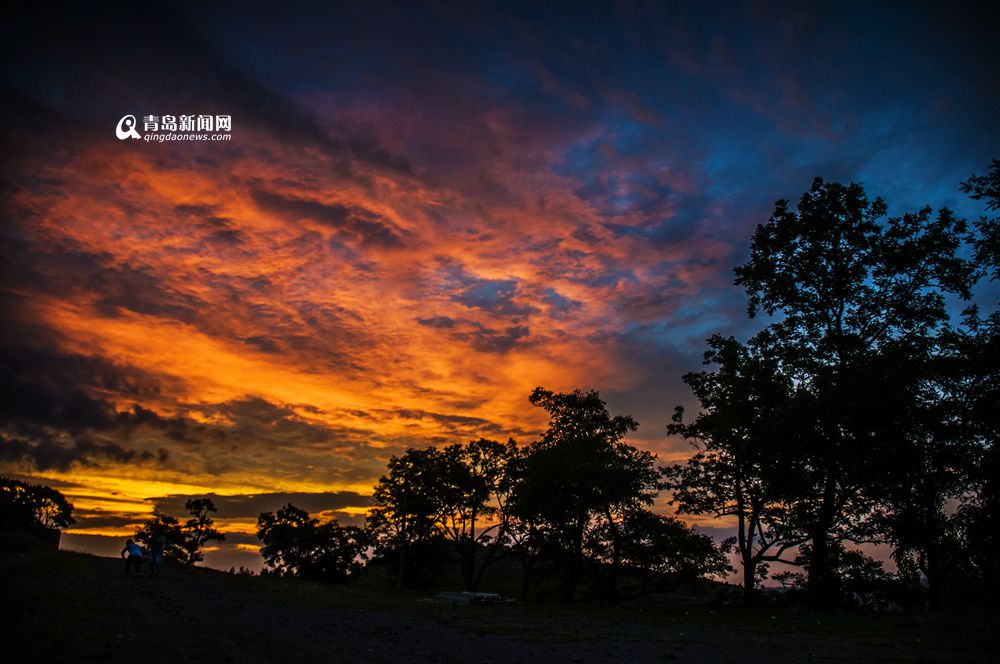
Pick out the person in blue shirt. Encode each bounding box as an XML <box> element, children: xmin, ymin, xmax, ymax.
<box><xmin>121</xmin><ymin>538</ymin><xmax>143</xmax><ymax>576</ymax></box>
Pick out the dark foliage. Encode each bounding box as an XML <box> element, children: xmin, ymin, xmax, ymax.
<box><xmin>0</xmin><ymin>477</ymin><xmax>74</xmax><ymax>535</ymax></box>
<box><xmin>668</xmin><ymin>162</ymin><xmax>997</xmax><ymax>609</ymax></box>
<box><xmin>257</xmin><ymin>503</ymin><xmax>368</xmax><ymax>583</ymax></box>
<box><xmin>366</xmin><ymin>438</ymin><xmax>518</xmax><ymax>591</ymax></box>
<box><xmin>133</xmin><ymin>512</ymin><xmax>187</xmax><ymax>562</ymax></box>
<box><xmin>664</xmin><ymin>335</ymin><xmax>806</xmax><ymax>602</ymax></box>
<box><xmin>510</xmin><ymin>388</ymin><xmax>662</xmax><ymax>602</ymax></box>
<box><xmin>135</xmin><ymin>497</ymin><xmax>224</xmax><ymax>565</ymax></box>
<box><xmin>587</xmin><ymin>508</ymin><xmax>731</xmax><ymax>596</ymax></box>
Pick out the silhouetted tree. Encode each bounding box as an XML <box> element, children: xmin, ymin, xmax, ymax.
<box><xmin>867</xmin><ymin>334</ymin><xmax>983</xmax><ymax>609</ymax></box>
<box><xmin>436</xmin><ymin>438</ymin><xmax>520</xmax><ymax>591</ymax></box>
<box><xmin>792</xmin><ymin>541</ymin><xmax>910</xmax><ymax>608</ymax></box>
<box><xmin>181</xmin><ymin>498</ymin><xmax>225</xmax><ymax>565</ymax></box>
<box><xmin>134</xmin><ymin>497</ymin><xmax>225</xmax><ymax>566</ymax></box>
<box><xmin>962</xmin><ymin>158</ymin><xmax>1000</xmax><ymax>280</ymax></box>
<box><xmin>505</xmin><ymin>510</ymin><xmax>549</xmax><ymax>600</ymax></box>
<box><xmin>305</xmin><ymin>520</ymin><xmax>370</xmax><ymax>582</ymax></box>
<box><xmin>366</xmin><ymin>447</ymin><xmax>448</xmax><ymax>588</ymax></box>
<box><xmin>732</xmin><ymin>178</ymin><xmax>974</xmax><ymax>605</ymax></box>
<box><xmin>948</xmin><ymin>313</ymin><xmax>1000</xmax><ymax>601</ymax></box>
<box><xmin>944</xmin><ymin>160</ymin><xmax>1000</xmax><ymax>600</ymax></box>
<box><xmin>510</xmin><ymin>387</ymin><xmax>661</xmax><ymax>601</ymax></box>
<box><xmin>257</xmin><ymin>504</ymin><xmax>317</xmax><ymax>575</ymax></box>
<box><xmin>366</xmin><ymin>439</ymin><xmax>518</xmax><ymax>590</ymax></box>
<box><xmin>773</xmin><ymin>570</ymin><xmax>803</xmax><ymax>591</ymax></box>
<box><xmin>663</xmin><ymin>335</ymin><xmax>807</xmax><ymax>603</ymax></box>
<box><xmin>257</xmin><ymin>503</ymin><xmax>367</xmax><ymax>582</ymax></box>
<box><xmin>134</xmin><ymin>512</ymin><xmax>187</xmax><ymax>562</ymax></box>
<box><xmin>0</xmin><ymin>477</ymin><xmax>74</xmax><ymax>535</ymax></box>
<box><xmin>587</xmin><ymin>508</ymin><xmax>731</xmax><ymax>596</ymax></box>
<box><xmin>855</xmin><ymin>164</ymin><xmax>1000</xmax><ymax>608</ymax></box>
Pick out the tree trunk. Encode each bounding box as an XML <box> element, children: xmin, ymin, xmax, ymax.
<box><xmin>563</xmin><ymin>515</ymin><xmax>586</xmax><ymax>601</ymax></box>
<box><xmin>397</xmin><ymin>538</ymin><xmax>407</xmax><ymax>590</ymax></box>
<box><xmin>807</xmin><ymin>464</ymin><xmax>838</xmax><ymax>607</ymax></box>
<box><xmin>742</xmin><ymin>549</ymin><xmax>756</xmax><ymax>603</ymax></box>
<box><xmin>463</xmin><ymin>539</ymin><xmax>477</xmax><ymax>591</ymax></box>
<box><xmin>520</xmin><ymin>554</ymin><xmax>533</xmax><ymax>601</ymax></box>
<box><xmin>563</xmin><ymin>556</ymin><xmax>581</xmax><ymax>601</ymax></box>
<box><xmin>398</xmin><ymin>493</ymin><xmax>409</xmax><ymax>590</ymax></box>
<box><xmin>466</xmin><ymin>510</ymin><xmax>478</xmax><ymax>591</ymax></box>
<box><xmin>925</xmin><ymin>540</ymin><xmax>941</xmax><ymax>610</ymax></box>
<box><xmin>737</xmin><ymin>491</ymin><xmax>754</xmax><ymax>604</ymax></box>
<box><xmin>602</xmin><ymin>508</ymin><xmax>621</xmax><ymax>605</ymax></box>
<box><xmin>807</xmin><ymin>526</ymin><xmax>831</xmax><ymax>607</ymax></box>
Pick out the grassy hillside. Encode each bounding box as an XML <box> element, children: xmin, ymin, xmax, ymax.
<box><xmin>3</xmin><ymin>533</ymin><xmax>996</xmax><ymax>663</ymax></box>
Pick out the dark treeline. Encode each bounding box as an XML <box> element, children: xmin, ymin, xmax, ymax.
<box><xmin>261</xmin><ymin>160</ymin><xmax>999</xmax><ymax>610</ymax></box>
<box><xmin>663</xmin><ymin>161</ymin><xmax>1000</xmax><ymax>608</ymax></box>
<box><xmin>258</xmin><ymin>387</ymin><xmax>730</xmax><ymax>603</ymax></box>
<box><xmin>1</xmin><ymin>476</ymin><xmax>74</xmax><ymax>548</ymax></box>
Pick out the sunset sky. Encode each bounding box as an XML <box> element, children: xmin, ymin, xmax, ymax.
<box><xmin>2</xmin><ymin>2</ymin><xmax>998</xmax><ymax>570</ymax></box>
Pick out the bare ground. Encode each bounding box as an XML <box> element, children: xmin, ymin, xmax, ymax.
<box><xmin>3</xmin><ymin>545</ymin><xmax>995</xmax><ymax>663</ymax></box>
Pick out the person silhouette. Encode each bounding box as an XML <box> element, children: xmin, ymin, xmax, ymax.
<box><xmin>149</xmin><ymin>534</ymin><xmax>165</xmax><ymax>578</ymax></box>
<box><xmin>121</xmin><ymin>538</ymin><xmax>144</xmax><ymax>576</ymax></box>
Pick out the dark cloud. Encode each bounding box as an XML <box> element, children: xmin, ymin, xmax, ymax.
<box><xmin>435</xmin><ymin>260</ymin><xmax>540</xmax><ymax>319</ymax></box>
<box><xmin>467</xmin><ymin>325</ymin><xmax>531</xmax><ymax>354</ymax></box>
<box><xmin>92</xmin><ymin>264</ymin><xmax>208</xmax><ymax>322</ymax></box>
<box><xmin>1</xmin><ymin>4</ymin><xmax>415</xmax><ymax>184</ymax></box>
<box><xmin>0</xmin><ymin>289</ymin><xmax>377</xmax><ymax>466</ymax></box>
<box><xmin>386</xmin><ymin>408</ymin><xmax>503</xmax><ymax>435</ymax></box>
<box><xmin>241</xmin><ymin>335</ymin><xmax>281</xmax><ymax>354</ymax></box>
<box><xmin>0</xmin><ymin>297</ymin><xmax>201</xmax><ymax>471</ymax></box>
<box><xmin>251</xmin><ymin>188</ymin><xmax>405</xmax><ymax>249</ymax></box>
<box><xmin>0</xmin><ymin>343</ymin><xmax>187</xmax><ymax>436</ymax></box>
<box><xmin>148</xmin><ymin>491</ymin><xmax>371</xmax><ymax>520</ymax></box>
<box><xmin>415</xmin><ymin>313</ymin><xmax>531</xmax><ymax>355</ymax></box>
<box><xmin>0</xmin><ymin>434</ymin><xmax>168</xmax><ymax>472</ymax></box>
<box><xmin>174</xmin><ymin>206</ymin><xmax>246</xmax><ymax>245</ymax></box>
<box><xmin>0</xmin><ymin>230</ymin><xmax>207</xmax><ymax>327</ymax></box>
<box><xmin>541</xmin><ymin>288</ymin><xmax>582</xmax><ymax>318</ymax></box>
<box><xmin>174</xmin><ymin>204</ymin><xmax>219</xmax><ymax>218</ymax></box>
<box><xmin>198</xmin><ymin>396</ymin><xmax>375</xmax><ymax>449</ymax></box>
<box><xmin>415</xmin><ymin>316</ymin><xmax>456</xmax><ymax>329</ymax></box>
<box><xmin>207</xmin><ymin>228</ymin><xmax>245</xmax><ymax>246</ymax></box>
<box><xmin>605</xmin><ymin>215</ymin><xmax>703</xmax><ymax>247</ymax></box>
<box><xmin>68</xmin><ymin>512</ymin><xmax>144</xmax><ymax>531</ymax></box>
<box><xmin>452</xmin><ymin>277</ymin><xmax>538</xmax><ymax>317</ymax></box>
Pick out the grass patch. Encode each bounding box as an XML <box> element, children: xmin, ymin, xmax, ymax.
<box><xmin>4</xmin><ymin>543</ymin><xmax>997</xmax><ymax>663</ymax></box>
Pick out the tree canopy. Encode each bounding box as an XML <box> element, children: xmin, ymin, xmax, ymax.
<box><xmin>663</xmin><ymin>335</ymin><xmax>805</xmax><ymax>601</ymax></box>
<box><xmin>511</xmin><ymin>388</ymin><xmax>663</xmax><ymax>601</ymax></box>
<box><xmin>668</xmin><ymin>165</ymin><xmax>995</xmax><ymax>608</ymax></box>
<box><xmin>257</xmin><ymin>503</ymin><xmax>368</xmax><ymax>583</ymax></box>
<box><xmin>134</xmin><ymin>497</ymin><xmax>225</xmax><ymax>566</ymax></box>
<box><xmin>0</xmin><ymin>477</ymin><xmax>74</xmax><ymax>533</ymax></box>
